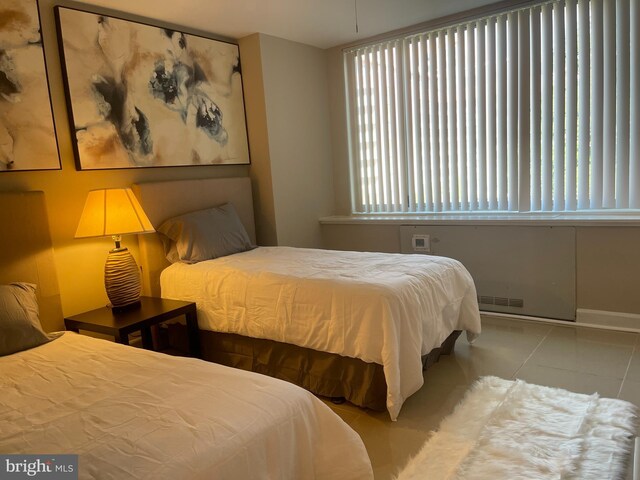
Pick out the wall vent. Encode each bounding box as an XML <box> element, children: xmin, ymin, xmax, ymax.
<box><xmin>508</xmin><ymin>298</ymin><xmax>524</xmax><ymax>308</ymax></box>
<box><xmin>479</xmin><ymin>295</ymin><xmax>494</xmax><ymax>305</ymax></box>
<box><xmin>478</xmin><ymin>295</ymin><xmax>524</xmax><ymax>308</ymax></box>
<box><xmin>494</xmin><ymin>297</ymin><xmax>509</xmax><ymax>306</ymax></box>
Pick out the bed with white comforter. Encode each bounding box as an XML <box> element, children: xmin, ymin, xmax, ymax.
<box><xmin>161</xmin><ymin>246</ymin><xmax>482</xmax><ymax>420</ymax></box>
<box><xmin>0</xmin><ymin>332</ymin><xmax>373</xmax><ymax>480</ymax></box>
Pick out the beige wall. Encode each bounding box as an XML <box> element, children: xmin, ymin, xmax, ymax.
<box><xmin>321</xmin><ymin>224</ymin><xmax>401</xmax><ymax>253</ymax></box>
<box><xmin>327</xmin><ymin>46</ymin><xmax>352</xmax><ymax>216</ymax></box>
<box><xmin>240</xmin><ymin>34</ymin><xmax>335</xmax><ymax>248</ymax></box>
<box><xmin>576</xmin><ymin>227</ymin><xmax>640</xmax><ymax>313</ymax></box>
<box><xmin>325</xmin><ymin>44</ymin><xmax>640</xmax><ymax>317</ymax></box>
<box><xmin>258</xmin><ymin>34</ymin><xmax>335</xmax><ymax>248</ymax></box>
<box><xmin>239</xmin><ymin>34</ymin><xmax>279</xmax><ymax>246</ymax></box>
<box><xmin>0</xmin><ymin>0</ymin><xmax>249</xmax><ymax>316</ymax></box>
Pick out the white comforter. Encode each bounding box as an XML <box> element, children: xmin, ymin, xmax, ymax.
<box><xmin>161</xmin><ymin>247</ymin><xmax>482</xmax><ymax>420</ymax></box>
<box><xmin>0</xmin><ymin>333</ymin><xmax>373</xmax><ymax>480</ymax></box>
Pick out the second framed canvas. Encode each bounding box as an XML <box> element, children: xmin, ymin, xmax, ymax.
<box><xmin>55</xmin><ymin>7</ymin><xmax>250</xmax><ymax>169</ymax></box>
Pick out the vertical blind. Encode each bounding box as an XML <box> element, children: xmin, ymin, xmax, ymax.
<box><xmin>344</xmin><ymin>0</ymin><xmax>640</xmax><ymax>214</ymax></box>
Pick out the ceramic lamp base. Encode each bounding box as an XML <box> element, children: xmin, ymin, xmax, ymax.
<box><xmin>105</xmin><ymin>247</ymin><xmax>141</xmax><ymax>308</ymax></box>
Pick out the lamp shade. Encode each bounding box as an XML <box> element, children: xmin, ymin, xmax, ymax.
<box><xmin>75</xmin><ymin>188</ymin><xmax>155</xmax><ymax>238</ymax></box>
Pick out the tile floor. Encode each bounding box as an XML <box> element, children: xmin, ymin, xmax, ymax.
<box><xmin>324</xmin><ymin>314</ymin><xmax>640</xmax><ymax>480</ymax></box>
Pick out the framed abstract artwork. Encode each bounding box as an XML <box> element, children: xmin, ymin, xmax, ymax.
<box><xmin>55</xmin><ymin>7</ymin><xmax>250</xmax><ymax>170</ymax></box>
<box><xmin>0</xmin><ymin>0</ymin><xmax>61</xmax><ymax>171</ymax></box>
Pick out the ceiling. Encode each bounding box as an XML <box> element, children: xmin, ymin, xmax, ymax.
<box><xmin>77</xmin><ymin>0</ymin><xmax>496</xmax><ymax>49</ymax></box>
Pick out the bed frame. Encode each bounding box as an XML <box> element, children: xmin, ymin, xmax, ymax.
<box><xmin>0</xmin><ymin>191</ymin><xmax>63</xmax><ymax>332</ymax></box>
<box><xmin>133</xmin><ymin>177</ymin><xmax>460</xmax><ymax>410</ymax></box>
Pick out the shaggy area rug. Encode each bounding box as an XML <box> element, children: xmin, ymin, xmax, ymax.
<box><xmin>396</xmin><ymin>376</ymin><xmax>638</xmax><ymax>480</ymax></box>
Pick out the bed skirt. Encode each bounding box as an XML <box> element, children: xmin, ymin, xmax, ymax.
<box><xmin>164</xmin><ymin>325</ymin><xmax>461</xmax><ymax>411</ymax></box>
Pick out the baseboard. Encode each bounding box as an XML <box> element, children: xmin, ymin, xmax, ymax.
<box><xmin>576</xmin><ymin>309</ymin><xmax>640</xmax><ymax>332</ymax></box>
<box><xmin>482</xmin><ymin>310</ymin><xmax>640</xmax><ymax>334</ymax></box>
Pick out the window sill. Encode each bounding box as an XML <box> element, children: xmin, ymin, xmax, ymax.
<box><xmin>319</xmin><ymin>213</ymin><xmax>640</xmax><ymax>227</ymax></box>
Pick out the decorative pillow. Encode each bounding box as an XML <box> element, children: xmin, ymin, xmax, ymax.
<box><xmin>0</xmin><ymin>283</ymin><xmax>59</xmax><ymax>356</ymax></box>
<box><xmin>158</xmin><ymin>203</ymin><xmax>255</xmax><ymax>263</ymax></box>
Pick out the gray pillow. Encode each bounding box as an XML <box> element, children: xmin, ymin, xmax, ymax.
<box><xmin>0</xmin><ymin>283</ymin><xmax>59</xmax><ymax>356</ymax></box>
<box><xmin>158</xmin><ymin>203</ymin><xmax>255</xmax><ymax>263</ymax></box>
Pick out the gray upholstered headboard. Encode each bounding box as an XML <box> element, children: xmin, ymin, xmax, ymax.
<box><xmin>0</xmin><ymin>191</ymin><xmax>64</xmax><ymax>332</ymax></box>
<box><xmin>132</xmin><ymin>177</ymin><xmax>256</xmax><ymax>297</ymax></box>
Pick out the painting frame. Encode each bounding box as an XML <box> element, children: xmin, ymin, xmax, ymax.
<box><xmin>54</xmin><ymin>6</ymin><xmax>251</xmax><ymax>170</ymax></box>
<box><xmin>0</xmin><ymin>0</ymin><xmax>61</xmax><ymax>172</ymax></box>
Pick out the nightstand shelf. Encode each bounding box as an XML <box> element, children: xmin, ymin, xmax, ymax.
<box><xmin>64</xmin><ymin>297</ymin><xmax>200</xmax><ymax>358</ymax></box>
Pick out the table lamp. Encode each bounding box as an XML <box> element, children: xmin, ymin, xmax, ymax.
<box><xmin>75</xmin><ymin>188</ymin><xmax>155</xmax><ymax>309</ymax></box>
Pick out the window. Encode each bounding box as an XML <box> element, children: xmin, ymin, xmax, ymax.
<box><xmin>344</xmin><ymin>0</ymin><xmax>640</xmax><ymax>214</ymax></box>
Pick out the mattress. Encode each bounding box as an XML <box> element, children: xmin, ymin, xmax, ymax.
<box><xmin>0</xmin><ymin>333</ymin><xmax>373</xmax><ymax>480</ymax></box>
<box><xmin>161</xmin><ymin>246</ymin><xmax>482</xmax><ymax>420</ymax></box>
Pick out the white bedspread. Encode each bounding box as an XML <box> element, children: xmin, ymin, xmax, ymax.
<box><xmin>161</xmin><ymin>247</ymin><xmax>482</xmax><ymax>420</ymax></box>
<box><xmin>0</xmin><ymin>333</ymin><xmax>372</xmax><ymax>480</ymax></box>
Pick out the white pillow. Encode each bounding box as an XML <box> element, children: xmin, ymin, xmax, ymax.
<box><xmin>0</xmin><ymin>283</ymin><xmax>60</xmax><ymax>356</ymax></box>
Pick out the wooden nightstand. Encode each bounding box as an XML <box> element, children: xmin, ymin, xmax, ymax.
<box><xmin>64</xmin><ymin>297</ymin><xmax>200</xmax><ymax>358</ymax></box>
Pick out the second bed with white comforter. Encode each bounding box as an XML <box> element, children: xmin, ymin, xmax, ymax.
<box><xmin>1</xmin><ymin>333</ymin><xmax>372</xmax><ymax>479</ymax></box>
<box><xmin>161</xmin><ymin>246</ymin><xmax>482</xmax><ymax>420</ymax></box>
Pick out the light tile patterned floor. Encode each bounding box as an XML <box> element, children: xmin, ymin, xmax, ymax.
<box><xmin>325</xmin><ymin>315</ymin><xmax>640</xmax><ymax>480</ymax></box>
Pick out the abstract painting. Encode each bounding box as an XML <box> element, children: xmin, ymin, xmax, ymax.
<box><xmin>0</xmin><ymin>0</ymin><xmax>60</xmax><ymax>171</ymax></box>
<box><xmin>55</xmin><ymin>7</ymin><xmax>250</xmax><ymax>170</ymax></box>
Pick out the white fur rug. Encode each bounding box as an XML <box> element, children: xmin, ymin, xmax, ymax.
<box><xmin>396</xmin><ymin>377</ymin><xmax>638</xmax><ymax>480</ymax></box>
